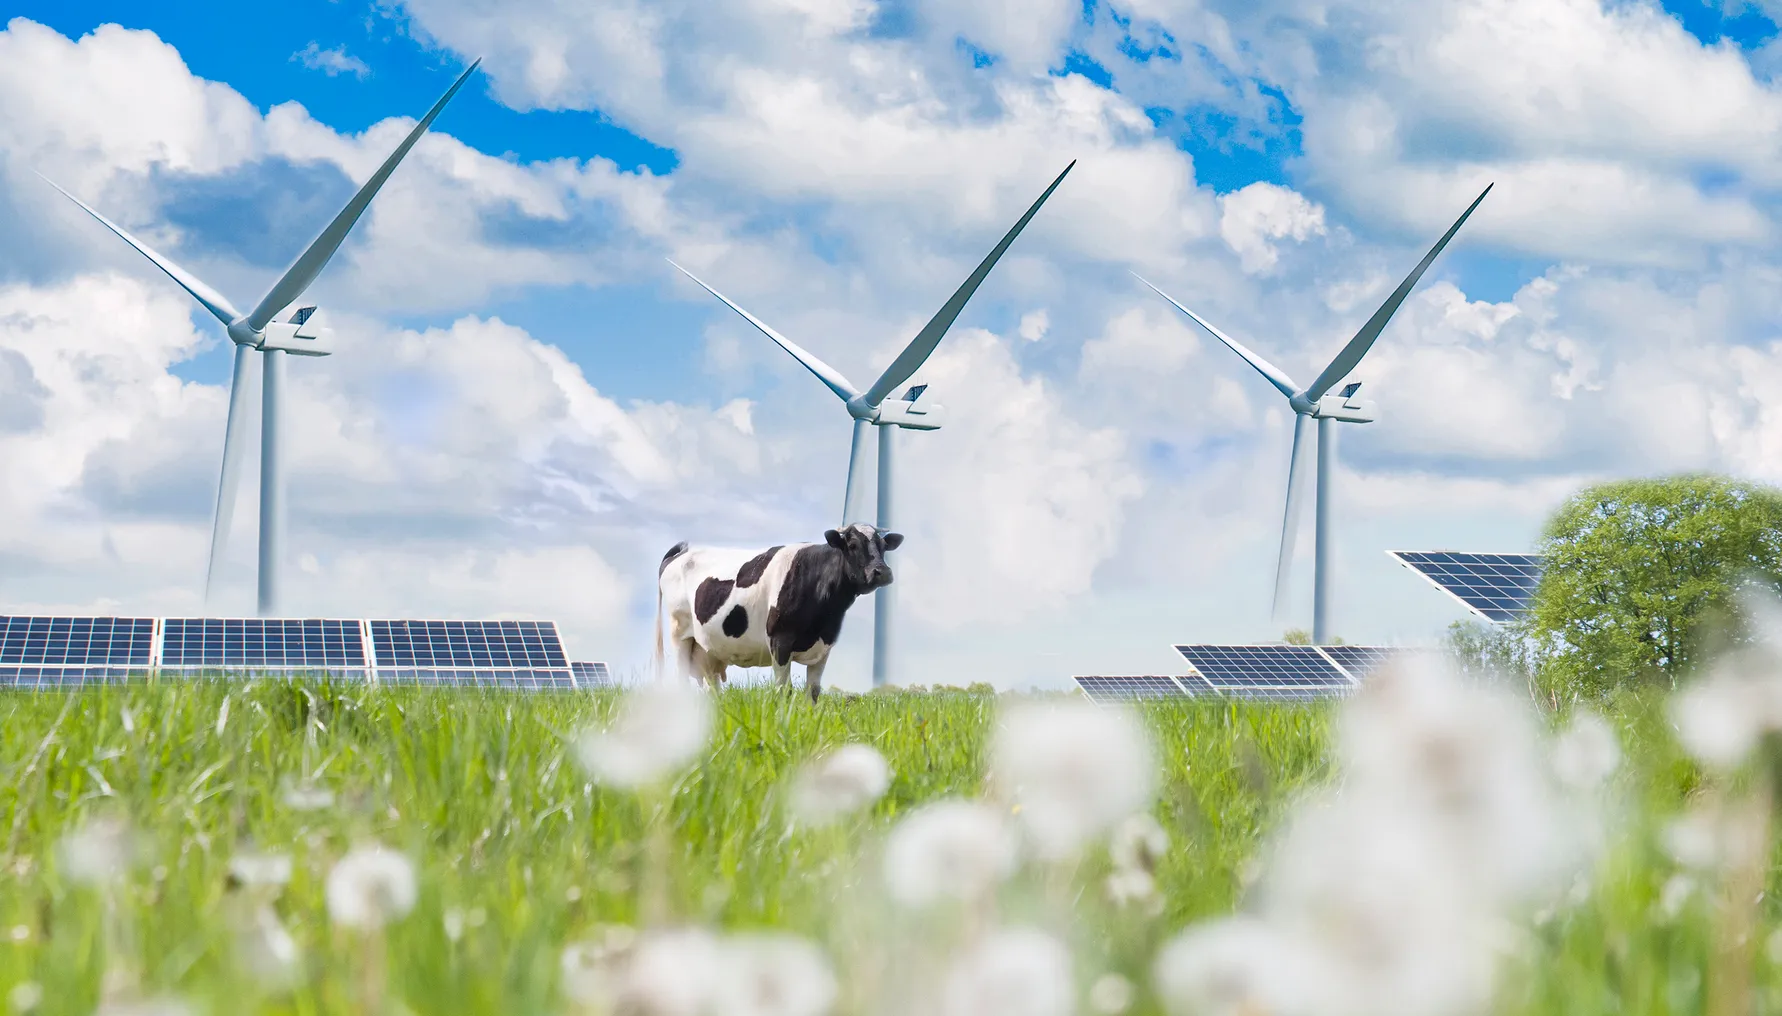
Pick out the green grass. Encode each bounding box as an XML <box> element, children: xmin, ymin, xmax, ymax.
<box><xmin>0</xmin><ymin>679</ymin><xmax>1770</xmax><ymax>1014</ymax></box>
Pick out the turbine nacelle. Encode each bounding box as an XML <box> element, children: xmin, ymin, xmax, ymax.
<box><xmin>869</xmin><ymin>385</ymin><xmax>946</xmax><ymax>430</ymax></box>
<box><xmin>260</xmin><ymin>306</ymin><xmax>335</xmax><ymax>357</ymax></box>
<box><xmin>1308</xmin><ymin>381</ymin><xmax>1374</xmax><ymax>423</ymax></box>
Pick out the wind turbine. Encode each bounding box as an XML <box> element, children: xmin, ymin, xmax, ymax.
<box><xmin>668</xmin><ymin>160</ymin><xmax>1074</xmax><ymax>686</ymax></box>
<box><xmin>43</xmin><ymin>60</ymin><xmax>481</xmax><ymax>617</ymax></box>
<box><xmin>1135</xmin><ymin>183</ymin><xmax>1492</xmax><ymax>644</ymax></box>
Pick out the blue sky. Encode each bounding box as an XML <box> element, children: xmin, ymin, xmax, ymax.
<box><xmin>6</xmin><ymin>0</ymin><xmax>1782</xmax><ymax>687</ymax></box>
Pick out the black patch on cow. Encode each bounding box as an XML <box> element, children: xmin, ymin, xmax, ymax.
<box><xmin>695</xmin><ymin>578</ymin><xmax>734</xmax><ymax>624</ymax></box>
<box><xmin>722</xmin><ymin>604</ymin><xmax>749</xmax><ymax>638</ymax></box>
<box><xmin>765</xmin><ymin>545</ymin><xmax>869</xmax><ymax>666</ymax></box>
<box><xmin>735</xmin><ymin>546</ymin><xmax>782</xmax><ymax>588</ymax></box>
<box><xmin>659</xmin><ymin>541</ymin><xmax>690</xmax><ymax>576</ymax></box>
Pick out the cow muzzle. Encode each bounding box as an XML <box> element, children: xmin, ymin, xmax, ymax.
<box><xmin>867</xmin><ymin>567</ymin><xmax>893</xmax><ymax>588</ymax></box>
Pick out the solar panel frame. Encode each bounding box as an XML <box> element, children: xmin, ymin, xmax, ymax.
<box><xmin>0</xmin><ymin>616</ymin><xmax>155</xmax><ymax>668</ymax></box>
<box><xmin>157</xmin><ymin>618</ymin><xmax>369</xmax><ymax>678</ymax></box>
<box><xmin>376</xmin><ymin>667</ymin><xmax>577</xmax><ymax>690</ymax></box>
<box><xmin>1389</xmin><ymin>550</ymin><xmax>1545</xmax><ymax>624</ymax></box>
<box><xmin>1174</xmin><ymin>644</ymin><xmax>1357</xmax><ymax>701</ymax></box>
<box><xmin>1073</xmin><ymin>675</ymin><xmax>1189</xmax><ymax>704</ymax></box>
<box><xmin>368</xmin><ymin>619</ymin><xmax>569</xmax><ymax>670</ymax></box>
<box><xmin>571</xmin><ymin>661</ymin><xmax>612</xmax><ymax>688</ymax></box>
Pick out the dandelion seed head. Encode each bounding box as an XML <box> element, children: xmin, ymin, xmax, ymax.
<box><xmin>7</xmin><ymin>982</ymin><xmax>42</xmax><ymax>1014</ymax></box>
<box><xmin>992</xmin><ymin>700</ymin><xmax>1155</xmax><ymax>860</ymax></box>
<box><xmin>324</xmin><ymin>845</ymin><xmax>416</xmax><ymax>930</ymax></box>
<box><xmin>1088</xmin><ymin>973</ymin><xmax>1134</xmax><ymax>1015</ymax></box>
<box><xmin>562</xmin><ymin>927</ymin><xmax>719</xmax><ymax>1016</ymax></box>
<box><xmin>1672</xmin><ymin>677</ymin><xmax>1766</xmax><ymax>770</ymax></box>
<box><xmin>790</xmin><ymin>744</ymin><xmax>891</xmax><ymax>825</ymax></box>
<box><xmin>1105</xmin><ymin>868</ymin><xmax>1163</xmax><ymax>914</ymax></box>
<box><xmin>1664</xmin><ymin>811</ymin><xmax>1722</xmax><ymax>870</ymax></box>
<box><xmin>575</xmin><ymin>680</ymin><xmax>713</xmax><ymax>789</ymax></box>
<box><xmin>280</xmin><ymin>782</ymin><xmax>335</xmax><ymax>812</ymax></box>
<box><xmin>941</xmin><ymin>927</ymin><xmax>1074</xmax><ymax>1016</ymax></box>
<box><xmin>1551</xmin><ymin>710</ymin><xmax>1621</xmax><ymax>792</ymax></box>
<box><xmin>238</xmin><ymin>905</ymin><xmax>301</xmax><ymax>990</ymax></box>
<box><xmin>228</xmin><ymin>852</ymin><xmax>293</xmax><ymax>889</ymax></box>
<box><xmin>58</xmin><ymin>816</ymin><xmax>133</xmax><ymax>885</ymax></box>
<box><xmin>1658</xmin><ymin>874</ymin><xmax>1695</xmax><ymax>922</ymax></box>
<box><xmin>714</xmin><ymin>934</ymin><xmax>838</xmax><ymax>1016</ymax></box>
<box><xmin>882</xmin><ymin>800</ymin><xmax>1016</xmax><ymax>908</ymax></box>
<box><xmin>1155</xmin><ymin>916</ymin><xmax>1331</xmax><ymax>1016</ymax></box>
<box><xmin>1109</xmin><ymin>813</ymin><xmax>1169</xmax><ymax>875</ymax></box>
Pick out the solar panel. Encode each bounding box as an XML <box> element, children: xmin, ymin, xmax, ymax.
<box><xmin>368</xmin><ymin>620</ymin><xmax>572</xmax><ymax>689</ymax></box>
<box><xmin>1320</xmin><ymin>645</ymin><xmax>1410</xmax><ymax>681</ymax></box>
<box><xmin>158</xmin><ymin>618</ymin><xmax>368</xmax><ymax>677</ymax></box>
<box><xmin>377</xmin><ymin>668</ymin><xmax>576</xmax><ymax>690</ymax></box>
<box><xmin>1073</xmin><ymin>675</ymin><xmax>1188</xmax><ymax>704</ymax></box>
<box><xmin>1174</xmin><ymin>644</ymin><xmax>1357</xmax><ymax>701</ymax></box>
<box><xmin>1390</xmin><ymin>551</ymin><xmax>1545</xmax><ymax>623</ymax></box>
<box><xmin>0</xmin><ymin>616</ymin><xmax>155</xmax><ymax>686</ymax></box>
<box><xmin>571</xmin><ymin>661</ymin><xmax>613</xmax><ymax>688</ymax></box>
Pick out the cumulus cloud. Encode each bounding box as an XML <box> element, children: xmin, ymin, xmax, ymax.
<box><xmin>1219</xmin><ymin>182</ymin><xmax>1326</xmax><ymax>274</ymax></box>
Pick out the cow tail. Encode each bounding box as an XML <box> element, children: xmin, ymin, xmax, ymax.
<box><xmin>652</xmin><ymin>578</ymin><xmax>665</xmax><ymax>683</ymax></box>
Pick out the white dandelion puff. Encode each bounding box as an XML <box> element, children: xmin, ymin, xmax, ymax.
<box><xmin>1672</xmin><ymin>677</ymin><xmax>1767</xmax><ymax>770</ymax></box>
<box><xmin>1105</xmin><ymin>868</ymin><xmax>1162</xmax><ymax>914</ymax></box>
<box><xmin>1663</xmin><ymin>810</ymin><xmax>1723</xmax><ymax>870</ymax></box>
<box><xmin>1551</xmin><ymin>710</ymin><xmax>1621</xmax><ymax>792</ymax></box>
<box><xmin>1088</xmin><ymin>973</ymin><xmax>1134</xmax><ymax>1015</ymax></box>
<box><xmin>280</xmin><ymin>781</ymin><xmax>335</xmax><ymax>812</ymax></box>
<box><xmin>713</xmin><ymin>934</ymin><xmax>838</xmax><ymax>1016</ymax></box>
<box><xmin>992</xmin><ymin>700</ymin><xmax>1156</xmax><ymax>861</ymax></box>
<box><xmin>325</xmin><ymin>845</ymin><xmax>417</xmax><ymax>930</ymax></box>
<box><xmin>238</xmin><ymin>905</ymin><xmax>302</xmax><ymax>990</ymax></box>
<box><xmin>1109</xmin><ymin>813</ymin><xmax>1169</xmax><ymax>874</ymax></box>
<box><xmin>940</xmin><ymin>927</ymin><xmax>1074</xmax><ymax>1016</ymax></box>
<box><xmin>229</xmin><ymin>852</ymin><xmax>293</xmax><ymax>889</ymax></box>
<box><xmin>1153</xmin><ymin>917</ymin><xmax>1325</xmax><ymax>1016</ymax></box>
<box><xmin>1658</xmin><ymin>874</ymin><xmax>1696</xmax><ymax>922</ymax></box>
<box><xmin>576</xmin><ymin>680</ymin><xmax>713</xmax><ymax>789</ymax></box>
<box><xmin>7</xmin><ymin>982</ymin><xmax>43</xmax><ymax>1014</ymax></box>
<box><xmin>882</xmin><ymin>800</ymin><xmax>1017</xmax><ymax>908</ymax></box>
<box><xmin>561</xmin><ymin>926</ymin><xmax>719</xmax><ymax>1016</ymax></box>
<box><xmin>790</xmin><ymin>744</ymin><xmax>891</xmax><ymax>825</ymax></box>
<box><xmin>58</xmin><ymin>816</ymin><xmax>134</xmax><ymax>885</ymax></box>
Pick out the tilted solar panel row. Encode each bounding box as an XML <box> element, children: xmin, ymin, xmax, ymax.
<box><xmin>0</xmin><ymin>616</ymin><xmax>607</xmax><ymax>690</ymax></box>
<box><xmin>1389</xmin><ymin>551</ymin><xmax>1546</xmax><ymax>624</ymax></box>
<box><xmin>1074</xmin><ymin>644</ymin><xmax>1423</xmax><ymax>705</ymax></box>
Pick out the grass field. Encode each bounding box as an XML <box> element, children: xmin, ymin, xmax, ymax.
<box><xmin>0</xmin><ymin>675</ymin><xmax>1772</xmax><ymax>1015</ymax></box>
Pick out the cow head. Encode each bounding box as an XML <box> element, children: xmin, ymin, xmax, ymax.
<box><xmin>825</xmin><ymin>524</ymin><xmax>903</xmax><ymax>590</ymax></box>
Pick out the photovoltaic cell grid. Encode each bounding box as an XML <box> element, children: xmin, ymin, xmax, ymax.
<box><xmin>1320</xmin><ymin>644</ymin><xmax>1410</xmax><ymax>681</ymax></box>
<box><xmin>369</xmin><ymin>620</ymin><xmax>573</xmax><ymax>689</ymax></box>
<box><xmin>0</xmin><ymin>616</ymin><xmax>154</xmax><ymax>687</ymax></box>
<box><xmin>571</xmin><ymin>661</ymin><xmax>612</xmax><ymax>687</ymax></box>
<box><xmin>1073</xmin><ymin>675</ymin><xmax>1189</xmax><ymax>704</ymax></box>
<box><xmin>159</xmin><ymin>618</ymin><xmax>367</xmax><ymax>675</ymax></box>
<box><xmin>1174</xmin><ymin>644</ymin><xmax>1358</xmax><ymax>701</ymax></box>
<box><xmin>1390</xmin><ymin>551</ymin><xmax>1545</xmax><ymax>624</ymax></box>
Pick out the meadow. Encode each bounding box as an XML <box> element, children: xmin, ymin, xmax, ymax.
<box><xmin>0</xmin><ymin>672</ymin><xmax>1770</xmax><ymax>1015</ymax></box>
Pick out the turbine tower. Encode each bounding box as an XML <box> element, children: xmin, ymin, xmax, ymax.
<box><xmin>44</xmin><ymin>60</ymin><xmax>481</xmax><ymax>617</ymax></box>
<box><xmin>1136</xmin><ymin>183</ymin><xmax>1492</xmax><ymax>644</ymax></box>
<box><xmin>668</xmin><ymin>160</ymin><xmax>1074</xmax><ymax>686</ymax></box>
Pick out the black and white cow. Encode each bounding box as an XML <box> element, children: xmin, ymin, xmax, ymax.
<box><xmin>653</xmin><ymin>524</ymin><xmax>903</xmax><ymax>701</ymax></box>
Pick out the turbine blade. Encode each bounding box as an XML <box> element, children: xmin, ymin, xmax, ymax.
<box><xmin>841</xmin><ymin>418</ymin><xmax>873</xmax><ymax>525</ymax></box>
<box><xmin>1272</xmin><ymin>413</ymin><xmax>1313</xmax><ymax>618</ymax></box>
<box><xmin>860</xmin><ymin>160</ymin><xmax>1075</xmax><ymax>407</ymax></box>
<box><xmin>1303</xmin><ymin>183</ymin><xmax>1493</xmax><ymax>402</ymax></box>
<box><xmin>40</xmin><ymin>174</ymin><xmax>242</xmax><ymax>326</ymax></box>
<box><xmin>1132</xmin><ymin>273</ymin><xmax>1299</xmax><ymax>398</ymax></box>
<box><xmin>203</xmin><ymin>344</ymin><xmax>258</xmax><ymax>604</ymax></box>
<box><xmin>246</xmin><ymin>59</ymin><xmax>482</xmax><ymax>331</ymax></box>
<box><xmin>668</xmin><ymin>259</ymin><xmax>860</xmax><ymax>401</ymax></box>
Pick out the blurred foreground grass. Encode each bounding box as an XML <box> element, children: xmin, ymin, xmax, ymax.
<box><xmin>0</xmin><ymin>679</ymin><xmax>1762</xmax><ymax>1014</ymax></box>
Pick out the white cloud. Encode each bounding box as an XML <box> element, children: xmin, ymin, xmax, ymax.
<box><xmin>1218</xmin><ymin>182</ymin><xmax>1326</xmax><ymax>273</ymax></box>
<box><xmin>1017</xmin><ymin>309</ymin><xmax>1049</xmax><ymax>342</ymax></box>
<box><xmin>292</xmin><ymin>42</ymin><xmax>370</xmax><ymax>79</ymax></box>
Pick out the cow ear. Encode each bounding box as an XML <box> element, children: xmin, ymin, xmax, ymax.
<box><xmin>881</xmin><ymin>532</ymin><xmax>904</xmax><ymax>551</ymax></box>
<box><xmin>824</xmin><ymin>529</ymin><xmax>846</xmax><ymax>549</ymax></box>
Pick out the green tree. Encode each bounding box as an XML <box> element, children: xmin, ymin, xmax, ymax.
<box><xmin>1528</xmin><ymin>474</ymin><xmax>1782</xmax><ymax>696</ymax></box>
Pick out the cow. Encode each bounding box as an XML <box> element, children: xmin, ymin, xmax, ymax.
<box><xmin>653</xmin><ymin>524</ymin><xmax>903</xmax><ymax>701</ymax></box>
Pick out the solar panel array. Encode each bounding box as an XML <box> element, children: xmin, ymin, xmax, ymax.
<box><xmin>0</xmin><ymin>616</ymin><xmax>154</xmax><ymax>687</ymax></box>
<box><xmin>1390</xmin><ymin>551</ymin><xmax>1545</xmax><ymax>624</ymax></box>
<box><xmin>1073</xmin><ymin>675</ymin><xmax>1190</xmax><ymax>704</ymax></box>
<box><xmin>0</xmin><ymin>615</ymin><xmax>607</xmax><ymax>691</ymax></box>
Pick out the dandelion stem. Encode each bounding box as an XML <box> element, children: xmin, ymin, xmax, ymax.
<box><xmin>1707</xmin><ymin>778</ymin><xmax>1769</xmax><ymax>1016</ymax></box>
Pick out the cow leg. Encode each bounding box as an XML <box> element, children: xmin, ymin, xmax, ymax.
<box><xmin>672</xmin><ymin>636</ymin><xmax>699</xmax><ymax>685</ymax></box>
<box><xmin>688</xmin><ymin>642</ymin><xmax>723</xmax><ymax>690</ymax></box>
<box><xmin>803</xmin><ymin>658</ymin><xmax>827</xmax><ymax>703</ymax></box>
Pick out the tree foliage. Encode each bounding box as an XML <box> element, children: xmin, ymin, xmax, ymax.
<box><xmin>1527</xmin><ymin>474</ymin><xmax>1782</xmax><ymax>696</ymax></box>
